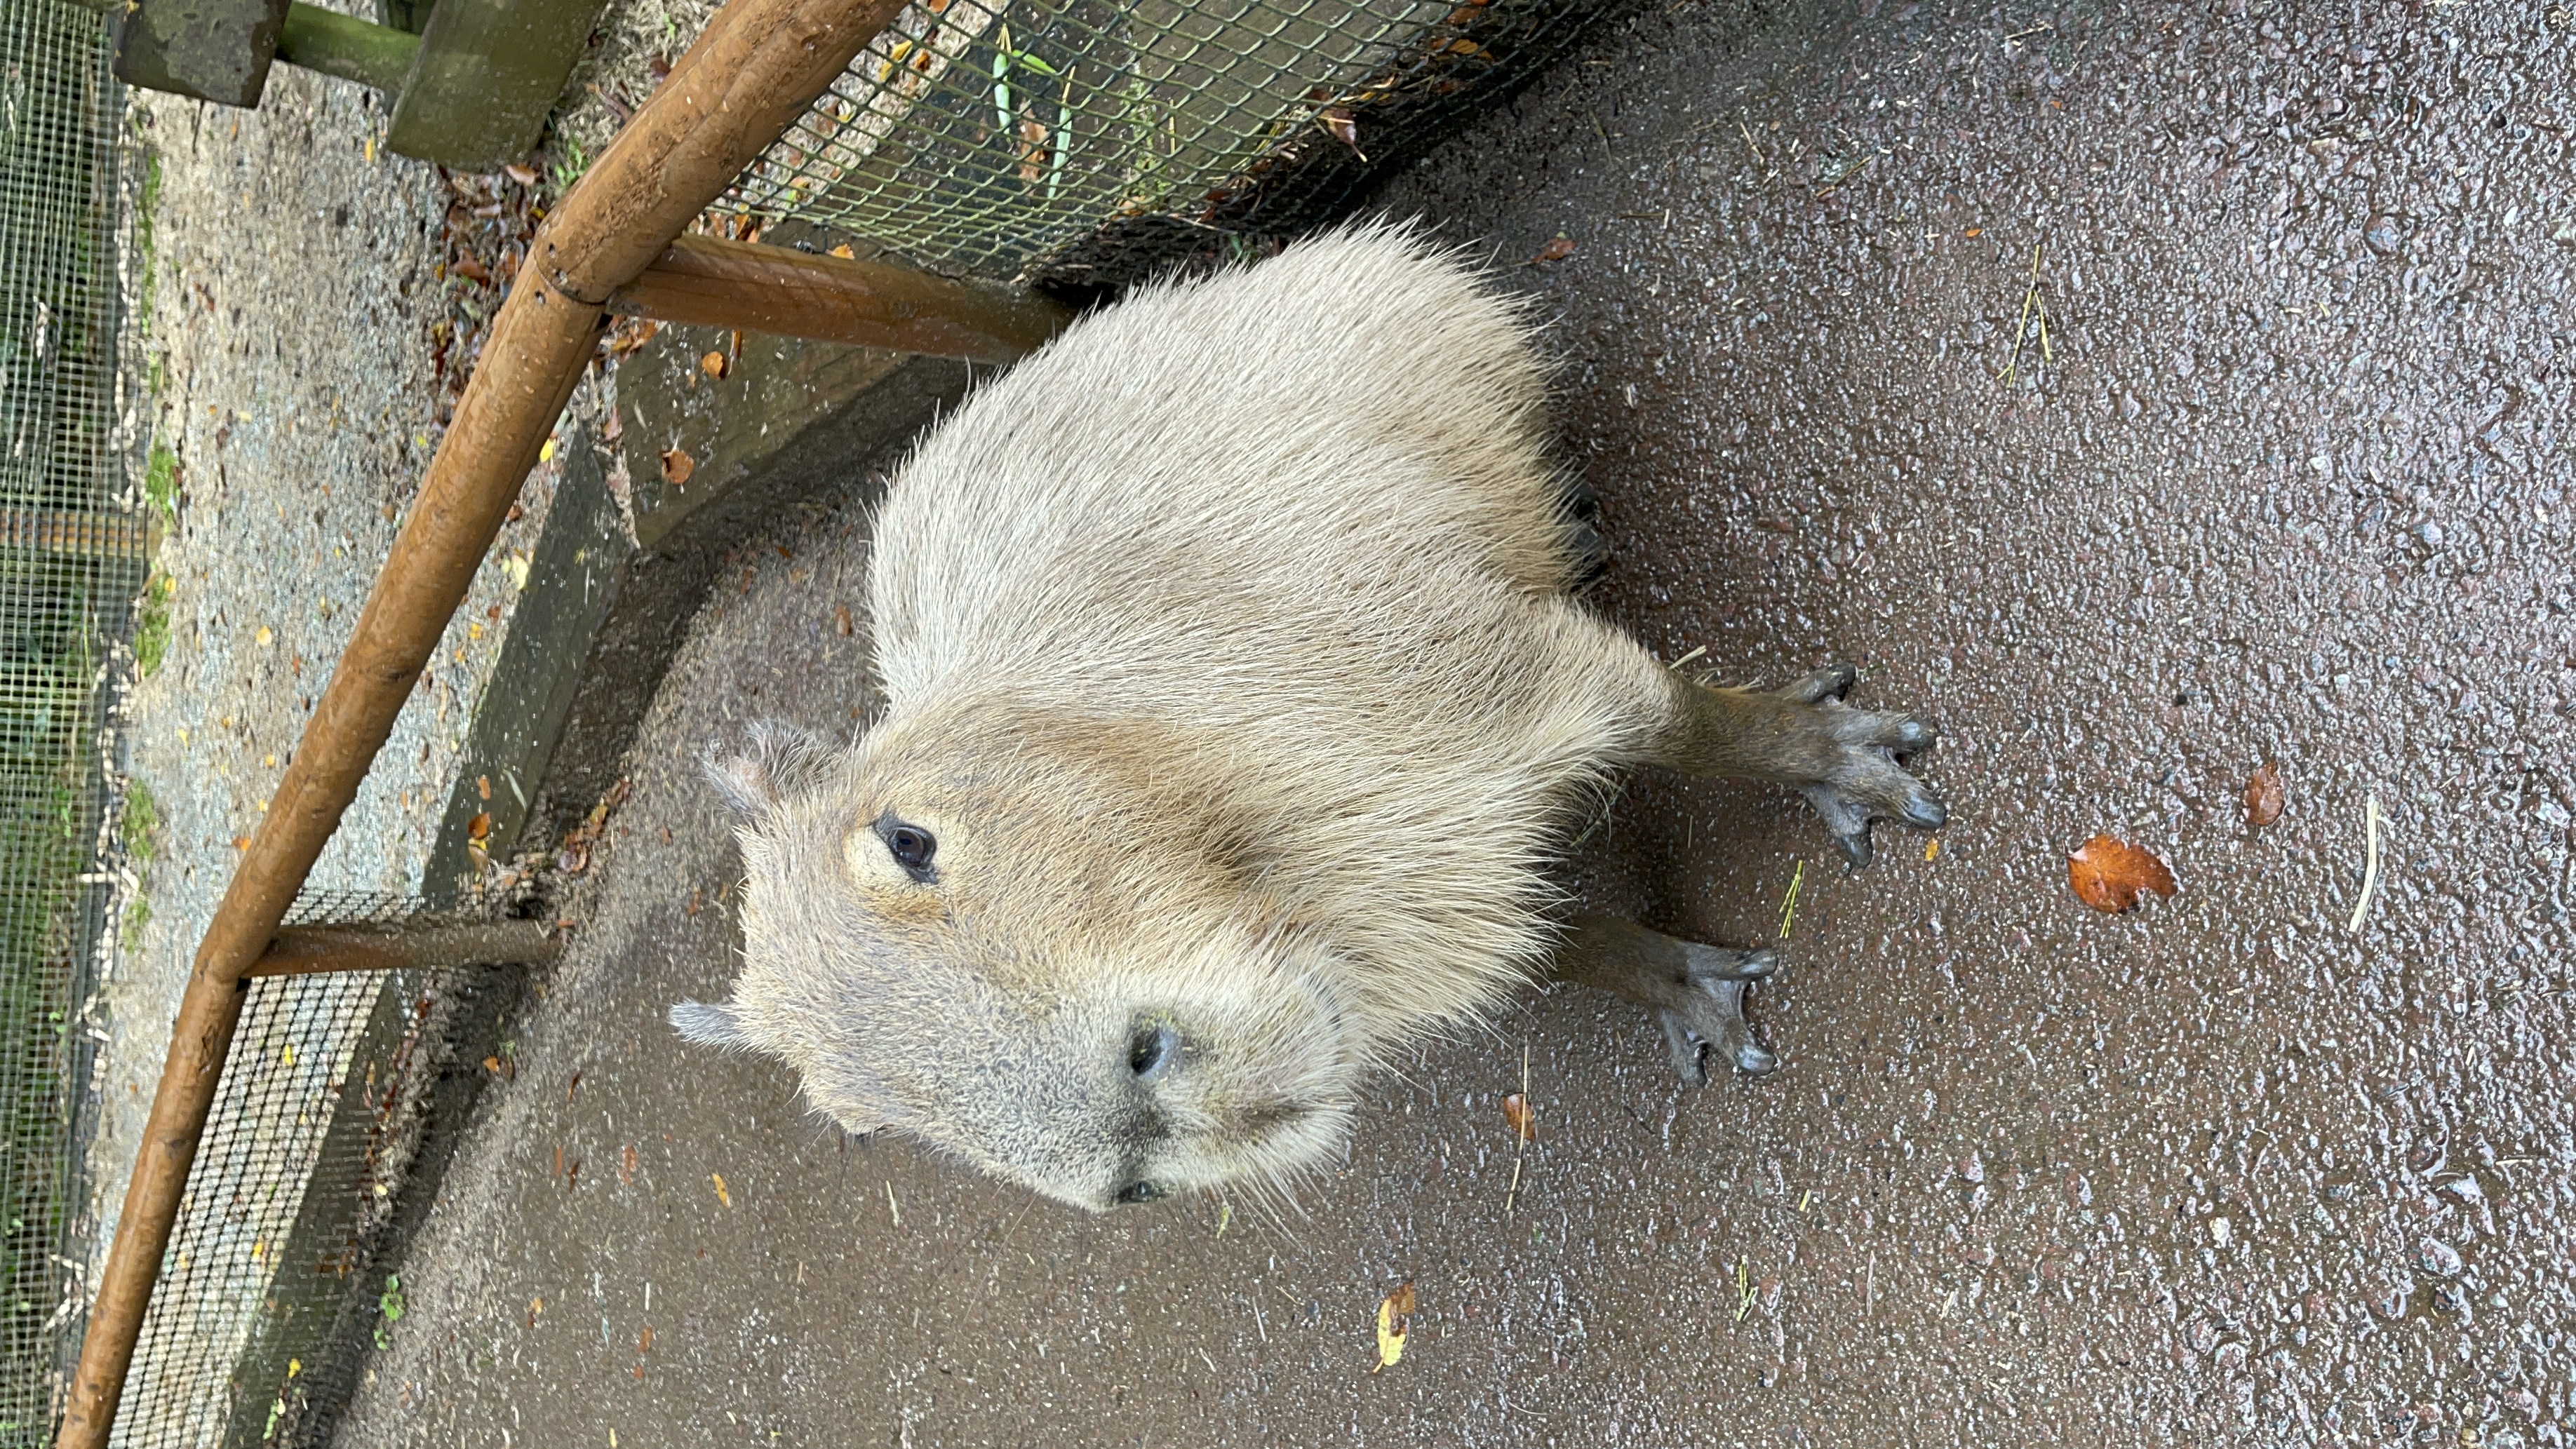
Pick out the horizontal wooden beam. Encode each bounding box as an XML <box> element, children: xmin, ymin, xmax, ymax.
<box><xmin>246</xmin><ymin>917</ymin><xmax>563</xmax><ymax>978</ymax></box>
<box><xmin>608</xmin><ymin>235</ymin><xmax>1072</xmax><ymax>365</ymax></box>
<box><xmin>274</xmin><ymin>2</ymin><xmax>419</xmax><ymax>94</ymax></box>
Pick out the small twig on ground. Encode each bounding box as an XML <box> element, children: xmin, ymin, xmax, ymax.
<box><xmin>1776</xmin><ymin>859</ymin><xmax>1806</xmax><ymax>938</ymax></box>
<box><xmin>1996</xmin><ymin>243</ymin><xmax>2051</xmax><ymax>385</ymax></box>
<box><xmin>2347</xmin><ymin>794</ymin><xmax>2383</xmax><ymax>931</ymax></box>
<box><xmin>1503</xmin><ymin>1041</ymin><xmax>1531</xmax><ymax>1220</ymax></box>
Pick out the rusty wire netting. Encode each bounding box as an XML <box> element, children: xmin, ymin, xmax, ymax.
<box><xmin>0</xmin><ymin>0</ymin><xmax>142</xmax><ymax>1441</ymax></box>
<box><xmin>111</xmin><ymin>891</ymin><xmax>535</xmax><ymax>1449</ymax></box>
<box><xmin>725</xmin><ymin>0</ymin><xmax>1621</xmax><ymax>283</ymax></box>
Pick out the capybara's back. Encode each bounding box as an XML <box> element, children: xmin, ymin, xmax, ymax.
<box><xmin>678</xmin><ymin>225</ymin><xmax>1945</xmax><ymax>1213</ymax></box>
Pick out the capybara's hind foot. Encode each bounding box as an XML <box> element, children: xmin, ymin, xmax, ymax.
<box><xmin>1653</xmin><ymin>663</ymin><xmax>1945</xmax><ymax>872</ymax></box>
<box><xmin>1551</xmin><ymin>915</ymin><xmax>1781</xmax><ymax>1086</ymax></box>
<box><xmin>1657</xmin><ymin>943</ymin><xmax>1779</xmax><ymax>1085</ymax></box>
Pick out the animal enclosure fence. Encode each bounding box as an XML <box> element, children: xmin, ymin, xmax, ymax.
<box><xmin>0</xmin><ymin>0</ymin><xmax>143</xmax><ymax>1441</ymax></box>
<box><xmin>733</xmin><ymin>0</ymin><xmax>1610</xmax><ymax>283</ymax></box>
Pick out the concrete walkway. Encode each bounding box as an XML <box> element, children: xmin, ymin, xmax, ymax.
<box><xmin>340</xmin><ymin>1</ymin><xmax>2572</xmax><ymax>1443</ymax></box>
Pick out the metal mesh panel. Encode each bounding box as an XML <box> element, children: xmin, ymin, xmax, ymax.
<box><xmin>112</xmin><ymin>889</ymin><xmax>540</xmax><ymax>1449</ymax></box>
<box><xmin>104</xmin><ymin>885</ymin><xmax>538</xmax><ymax>1449</ymax></box>
<box><xmin>727</xmin><ymin>0</ymin><xmax>1618</xmax><ymax>283</ymax></box>
<box><xmin>110</xmin><ymin>971</ymin><xmax>399</xmax><ymax>1449</ymax></box>
<box><xmin>0</xmin><ymin>0</ymin><xmax>135</xmax><ymax>1441</ymax></box>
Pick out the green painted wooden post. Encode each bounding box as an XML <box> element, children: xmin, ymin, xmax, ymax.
<box><xmin>275</xmin><ymin>3</ymin><xmax>421</xmax><ymax>93</ymax></box>
<box><xmin>386</xmin><ymin>0</ymin><xmax>610</xmax><ymax>170</ymax></box>
<box><xmin>113</xmin><ymin>0</ymin><xmax>293</xmax><ymax>108</ymax></box>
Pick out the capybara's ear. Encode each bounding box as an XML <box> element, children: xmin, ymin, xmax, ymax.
<box><xmin>669</xmin><ymin>997</ymin><xmax>757</xmax><ymax>1050</ymax></box>
<box><xmin>702</xmin><ymin>720</ymin><xmax>832</xmax><ymax>816</ymax></box>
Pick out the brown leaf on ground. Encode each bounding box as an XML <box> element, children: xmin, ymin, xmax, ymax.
<box><xmin>621</xmin><ymin>1143</ymin><xmax>638</xmax><ymax>1185</ymax></box>
<box><xmin>1502</xmin><ymin>1093</ymin><xmax>1534</xmax><ymax>1143</ymax></box>
<box><xmin>700</xmin><ymin>351</ymin><xmax>729</xmax><ymax>380</ymax></box>
<box><xmin>1319</xmin><ymin>107</ymin><xmax>1362</xmax><ymax>156</ymax></box>
<box><xmin>2067</xmin><ymin>834</ymin><xmax>2178</xmax><ymax>913</ymax></box>
<box><xmin>2245</xmin><ymin>762</ymin><xmax>2285</xmax><ymax>828</ymax></box>
<box><xmin>835</xmin><ymin>605</ymin><xmax>854</xmax><ymax>636</ymax></box>
<box><xmin>1531</xmin><ymin>235</ymin><xmax>1576</xmax><ymax>264</ymax></box>
<box><xmin>659</xmin><ymin>447</ymin><xmax>695</xmax><ymax>487</ymax></box>
<box><xmin>502</xmin><ymin>163</ymin><xmax>539</xmax><ymax>188</ymax></box>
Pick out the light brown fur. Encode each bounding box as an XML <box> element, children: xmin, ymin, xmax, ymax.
<box><xmin>676</xmin><ymin>224</ymin><xmax>1942</xmax><ymax>1212</ymax></box>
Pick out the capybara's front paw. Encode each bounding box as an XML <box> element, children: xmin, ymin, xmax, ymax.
<box><xmin>1661</xmin><ymin>942</ymin><xmax>1780</xmax><ymax>1085</ymax></box>
<box><xmin>1767</xmin><ymin>664</ymin><xmax>1945</xmax><ymax>872</ymax></box>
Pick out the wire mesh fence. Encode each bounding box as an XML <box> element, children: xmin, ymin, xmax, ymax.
<box><xmin>726</xmin><ymin>0</ymin><xmax>1620</xmax><ymax>283</ymax></box>
<box><xmin>111</xmin><ymin>891</ymin><xmax>538</xmax><ymax>1449</ymax></box>
<box><xmin>0</xmin><ymin>0</ymin><xmax>139</xmax><ymax>1441</ymax></box>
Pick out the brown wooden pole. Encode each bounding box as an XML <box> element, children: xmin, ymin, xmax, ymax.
<box><xmin>245</xmin><ymin>918</ymin><xmax>564</xmax><ymax>978</ymax></box>
<box><xmin>610</xmin><ymin>234</ymin><xmax>1071</xmax><ymax>363</ymax></box>
<box><xmin>55</xmin><ymin>1</ymin><xmax>911</xmax><ymax>1443</ymax></box>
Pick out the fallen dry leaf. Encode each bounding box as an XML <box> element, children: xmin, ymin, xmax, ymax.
<box><xmin>637</xmin><ymin>1326</ymin><xmax>653</xmax><ymax>1353</ymax></box>
<box><xmin>1502</xmin><ymin>1093</ymin><xmax>1534</xmax><ymax>1143</ymax></box>
<box><xmin>2067</xmin><ymin>834</ymin><xmax>2178</xmax><ymax>913</ymax></box>
<box><xmin>1319</xmin><ymin>106</ymin><xmax>1361</xmax><ymax>154</ymax></box>
<box><xmin>700</xmin><ymin>350</ymin><xmax>729</xmax><ymax>380</ymax></box>
<box><xmin>711</xmin><ymin>1172</ymin><xmax>731</xmax><ymax>1208</ymax></box>
<box><xmin>1531</xmin><ymin>236</ymin><xmax>1576</xmax><ymax>264</ymax></box>
<box><xmin>659</xmin><ymin>447</ymin><xmax>695</xmax><ymax>487</ymax></box>
<box><xmin>467</xmin><ymin>811</ymin><xmax>491</xmax><ymax>842</ymax></box>
<box><xmin>834</xmin><ymin>605</ymin><xmax>854</xmax><ymax>636</ymax></box>
<box><xmin>1374</xmin><ymin>1281</ymin><xmax>1416</xmax><ymax>1370</ymax></box>
<box><xmin>2245</xmin><ymin>762</ymin><xmax>2284</xmax><ymax>828</ymax></box>
<box><xmin>621</xmin><ymin>1143</ymin><xmax>638</xmax><ymax>1185</ymax></box>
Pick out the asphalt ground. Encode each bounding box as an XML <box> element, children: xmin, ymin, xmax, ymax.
<box><xmin>339</xmin><ymin>1</ymin><xmax>2575</xmax><ymax>1443</ymax></box>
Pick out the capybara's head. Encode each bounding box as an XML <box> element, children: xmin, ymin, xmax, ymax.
<box><xmin>674</xmin><ymin>715</ymin><xmax>1360</xmax><ymax>1212</ymax></box>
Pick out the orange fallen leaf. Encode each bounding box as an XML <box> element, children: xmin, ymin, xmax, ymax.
<box><xmin>467</xmin><ymin>811</ymin><xmax>492</xmax><ymax>842</ymax></box>
<box><xmin>659</xmin><ymin>447</ymin><xmax>695</xmax><ymax>487</ymax></box>
<box><xmin>829</xmin><ymin>243</ymin><xmax>855</xmax><ymax>260</ymax></box>
<box><xmin>1502</xmin><ymin>1093</ymin><xmax>1534</xmax><ymax>1143</ymax></box>
<box><xmin>502</xmin><ymin>163</ymin><xmax>539</xmax><ymax>188</ymax></box>
<box><xmin>711</xmin><ymin>1172</ymin><xmax>731</xmax><ymax>1208</ymax></box>
<box><xmin>2245</xmin><ymin>762</ymin><xmax>2284</xmax><ymax>828</ymax></box>
<box><xmin>1964</xmin><ymin>227</ymin><xmax>1983</xmax><ymax>237</ymax></box>
<box><xmin>232</xmin><ymin>836</ymin><xmax>250</xmax><ymax>852</ymax></box>
<box><xmin>1374</xmin><ymin>1281</ymin><xmax>1416</xmax><ymax>1369</ymax></box>
<box><xmin>834</xmin><ymin>605</ymin><xmax>853</xmax><ymax>636</ymax></box>
<box><xmin>700</xmin><ymin>350</ymin><xmax>729</xmax><ymax>380</ymax></box>
<box><xmin>620</xmin><ymin>1143</ymin><xmax>638</xmax><ymax>1185</ymax></box>
<box><xmin>2067</xmin><ymin>834</ymin><xmax>2178</xmax><ymax>913</ymax></box>
<box><xmin>637</xmin><ymin>1325</ymin><xmax>654</xmax><ymax>1353</ymax></box>
<box><xmin>1531</xmin><ymin>235</ymin><xmax>1576</xmax><ymax>264</ymax></box>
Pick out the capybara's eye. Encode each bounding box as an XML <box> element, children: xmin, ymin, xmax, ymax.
<box><xmin>884</xmin><ymin>822</ymin><xmax>936</xmax><ymax>871</ymax></box>
<box><xmin>1128</xmin><ymin>1023</ymin><xmax>1174</xmax><ymax>1079</ymax></box>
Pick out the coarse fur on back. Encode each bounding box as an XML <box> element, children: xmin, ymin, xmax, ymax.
<box><xmin>678</xmin><ymin>223</ymin><xmax>1682</xmax><ymax>1213</ymax></box>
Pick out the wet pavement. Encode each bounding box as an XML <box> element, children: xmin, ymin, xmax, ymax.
<box><xmin>337</xmin><ymin>1</ymin><xmax>2575</xmax><ymax>1443</ymax></box>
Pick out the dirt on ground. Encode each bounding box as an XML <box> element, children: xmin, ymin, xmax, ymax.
<box><xmin>336</xmin><ymin>1</ymin><xmax>2573</xmax><ymax>1445</ymax></box>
